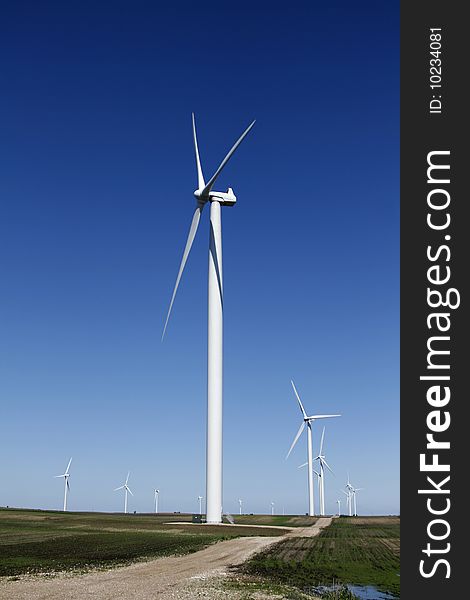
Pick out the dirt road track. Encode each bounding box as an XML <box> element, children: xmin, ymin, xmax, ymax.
<box><xmin>285</xmin><ymin>516</ymin><xmax>332</xmax><ymax>537</ymax></box>
<box><xmin>0</xmin><ymin>518</ymin><xmax>332</xmax><ymax>600</ymax></box>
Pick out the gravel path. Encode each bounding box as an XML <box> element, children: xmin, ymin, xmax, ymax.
<box><xmin>0</xmin><ymin>519</ymin><xmax>332</xmax><ymax>600</ymax></box>
<box><xmin>284</xmin><ymin>516</ymin><xmax>332</xmax><ymax>537</ymax></box>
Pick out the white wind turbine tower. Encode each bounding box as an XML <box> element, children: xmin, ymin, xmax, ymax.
<box><xmin>154</xmin><ymin>489</ymin><xmax>160</xmax><ymax>514</ymax></box>
<box><xmin>343</xmin><ymin>477</ymin><xmax>353</xmax><ymax>516</ymax></box>
<box><xmin>314</xmin><ymin>427</ymin><xmax>334</xmax><ymax>516</ymax></box>
<box><xmin>198</xmin><ymin>495</ymin><xmax>203</xmax><ymax>515</ymax></box>
<box><xmin>286</xmin><ymin>380</ymin><xmax>340</xmax><ymax>516</ymax></box>
<box><xmin>114</xmin><ymin>472</ymin><xmax>133</xmax><ymax>514</ymax></box>
<box><xmin>55</xmin><ymin>457</ymin><xmax>72</xmax><ymax>511</ymax></box>
<box><xmin>340</xmin><ymin>489</ymin><xmax>351</xmax><ymax>516</ymax></box>
<box><xmin>297</xmin><ymin>463</ymin><xmax>321</xmax><ymax>510</ymax></box>
<box><xmin>163</xmin><ymin>114</ymin><xmax>255</xmax><ymax>524</ymax></box>
<box><xmin>238</xmin><ymin>498</ymin><xmax>243</xmax><ymax>515</ymax></box>
<box><xmin>349</xmin><ymin>480</ymin><xmax>364</xmax><ymax>516</ymax></box>
<box><xmin>270</xmin><ymin>501</ymin><xmax>275</xmax><ymax>516</ymax></box>
<box><xmin>337</xmin><ymin>499</ymin><xmax>341</xmax><ymax>515</ymax></box>
<box><xmin>314</xmin><ymin>468</ymin><xmax>322</xmax><ymax>513</ymax></box>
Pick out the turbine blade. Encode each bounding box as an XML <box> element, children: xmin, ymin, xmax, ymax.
<box><xmin>297</xmin><ymin>462</ymin><xmax>308</xmax><ymax>469</ymax></box>
<box><xmin>162</xmin><ymin>205</ymin><xmax>202</xmax><ymax>339</ymax></box>
<box><xmin>54</xmin><ymin>475</ymin><xmax>64</xmax><ymax>478</ymax></box>
<box><xmin>126</xmin><ymin>472</ymin><xmax>130</xmax><ymax>485</ymax></box>
<box><xmin>127</xmin><ymin>487</ymin><xmax>134</xmax><ymax>496</ymax></box>
<box><xmin>307</xmin><ymin>414</ymin><xmax>341</xmax><ymax>420</ymax></box>
<box><xmin>290</xmin><ymin>380</ymin><xmax>307</xmax><ymax>418</ymax></box>
<box><xmin>209</xmin><ymin>218</ymin><xmax>223</xmax><ymax>305</ymax></box>
<box><xmin>192</xmin><ymin>114</ymin><xmax>205</xmax><ymax>190</ymax></box>
<box><xmin>201</xmin><ymin>120</ymin><xmax>255</xmax><ymax>197</ymax></box>
<box><xmin>66</xmin><ymin>480</ymin><xmax>70</xmax><ymax>490</ymax></box>
<box><xmin>114</xmin><ymin>486</ymin><xmax>124</xmax><ymax>491</ymax></box>
<box><xmin>286</xmin><ymin>421</ymin><xmax>305</xmax><ymax>459</ymax></box>
<box><xmin>319</xmin><ymin>427</ymin><xmax>325</xmax><ymax>455</ymax></box>
<box><xmin>322</xmin><ymin>458</ymin><xmax>334</xmax><ymax>474</ymax></box>
<box><xmin>65</xmin><ymin>457</ymin><xmax>72</xmax><ymax>474</ymax></box>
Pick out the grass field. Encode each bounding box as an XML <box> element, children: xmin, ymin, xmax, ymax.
<box><xmin>0</xmin><ymin>508</ymin><xmax>286</xmax><ymax>577</ymax></box>
<box><xmin>243</xmin><ymin>516</ymin><xmax>400</xmax><ymax>597</ymax></box>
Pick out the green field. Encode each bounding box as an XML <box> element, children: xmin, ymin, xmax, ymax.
<box><xmin>0</xmin><ymin>508</ymin><xmax>287</xmax><ymax>577</ymax></box>
<box><xmin>243</xmin><ymin>516</ymin><xmax>400</xmax><ymax>597</ymax></box>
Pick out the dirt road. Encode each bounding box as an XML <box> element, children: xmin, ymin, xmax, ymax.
<box><xmin>285</xmin><ymin>516</ymin><xmax>332</xmax><ymax>537</ymax></box>
<box><xmin>0</xmin><ymin>519</ymin><xmax>332</xmax><ymax>599</ymax></box>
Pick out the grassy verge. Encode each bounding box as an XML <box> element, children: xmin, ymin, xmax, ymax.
<box><xmin>0</xmin><ymin>508</ymin><xmax>285</xmax><ymax>577</ymax></box>
<box><xmin>222</xmin><ymin>575</ymin><xmax>359</xmax><ymax>599</ymax></box>
<box><xmin>242</xmin><ymin>517</ymin><xmax>400</xmax><ymax>597</ymax></box>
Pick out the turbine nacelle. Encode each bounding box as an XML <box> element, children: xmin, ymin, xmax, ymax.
<box><xmin>193</xmin><ymin>187</ymin><xmax>237</xmax><ymax>206</ymax></box>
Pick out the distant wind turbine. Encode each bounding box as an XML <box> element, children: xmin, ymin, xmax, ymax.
<box><xmin>314</xmin><ymin>427</ymin><xmax>334</xmax><ymax>516</ymax></box>
<box><xmin>342</xmin><ymin>484</ymin><xmax>352</xmax><ymax>516</ymax></box>
<box><xmin>337</xmin><ymin>499</ymin><xmax>341</xmax><ymax>515</ymax></box>
<box><xmin>286</xmin><ymin>380</ymin><xmax>340</xmax><ymax>516</ymax></box>
<box><xmin>54</xmin><ymin>457</ymin><xmax>72</xmax><ymax>511</ymax></box>
<box><xmin>270</xmin><ymin>501</ymin><xmax>275</xmax><ymax>516</ymax></box>
<box><xmin>162</xmin><ymin>114</ymin><xmax>255</xmax><ymax>524</ymax></box>
<box><xmin>198</xmin><ymin>495</ymin><xmax>203</xmax><ymax>515</ymax></box>
<box><xmin>238</xmin><ymin>498</ymin><xmax>243</xmax><ymax>515</ymax></box>
<box><xmin>348</xmin><ymin>479</ymin><xmax>363</xmax><ymax>516</ymax></box>
<box><xmin>154</xmin><ymin>489</ymin><xmax>160</xmax><ymax>514</ymax></box>
<box><xmin>114</xmin><ymin>472</ymin><xmax>133</xmax><ymax>513</ymax></box>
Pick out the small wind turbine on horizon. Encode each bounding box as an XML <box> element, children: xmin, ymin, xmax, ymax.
<box><xmin>238</xmin><ymin>499</ymin><xmax>243</xmax><ymax>515</ymax></box>
<box><xmin>347</xmin><ymin>477</ymin><xmax>363</xmax><ymax>516</ymax></box>
<box><xmin>337</xmin><ymin>499</ymin><xmax>341</xmax><ymax>515</ymax></box>
<box><xmin>114</xmin><ymin>472</ymin><xmax>133</xmax><ymax>514</ymax></box>
<box><xmin>343</xmin><ymin>475</ymin><xmax>354</xmax><ymax>516</ymax></box>
<box><xmin>286</xmin><ymin>380</ymin><xmax>340</xmax><ymax>516</ymax></box>
<box><xmin>270</xmin><ymin>501</ymin><xmax>275</xmax><ymax>516</ymax></box>
<box><xmin>198</xmin><ymin>495</ymin><xmax>203</xmax><ymax>515</ymax></box>
<box><xmin>154</xmin><ymin>489</ymin><xmax>160</xmax><ymax>514</ymax></box>
<box><xmin>54</xmin><ymin>457</ymin><xmax>72</xmax><ymax>512</ymax></box>
<box><xmin>162</xmin><ymin>114</ymin><xmax>255</xmax><ymax>524</ymax></box>
<box><xmin>341</xmin><ymin>488</ymin><xmax>351</xmax><ymax>516</ymax></box>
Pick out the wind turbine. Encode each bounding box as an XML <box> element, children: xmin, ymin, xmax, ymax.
<box><xmin>342</xmin><ymin>484</ymin><xmax>352</xmax><ymax>516</ymax></box>
<box><xmin>270</xmin><ymin>501</ymin><xmax>275</xmax><ymax>516</ymax></box>
<box><xmin>154</xmin><ymin>489</ymin><xmax>160</xmax><ymax>514</ymax></box>
<box><xmin>198</xmin><ymin>495</ymin><xmax>203</xmax><ymax>515</ymax></box>
<box><xmin>238</xmin><ymin>498</ymin><xmax>243</xmax><ymax>515</ymax></box>
<box><xmin>337</xmin><ymin>499</ymin><xmax>341</xmax><ymax>515</ymax></box>
<box><xmin>163</xmin><ymin>114</ymin><xmax>255</xmax><ymax>524</ymax></box>
<box><xmin>55</xmin><ymin>457</ymin><xmax>72</xmax><ymax>511</ymax></box>
<box><xmin>286</xmin><ymin>380</ymin><xmax>340</xmax><ymax>516</ymax></box>
<box><xmin>314</xmin><ymin>427</ymin><xmax>334</xmax><ymax>516</ymax></box>
<box><xmin>348</xmin><ymin>480</ymin><xmax>364</xmax><ymax>516</ymax></box>
<box><xmin>114</xmin><ymin>472</ymin><xmax>133</xmax><ymax>513</ymax></box>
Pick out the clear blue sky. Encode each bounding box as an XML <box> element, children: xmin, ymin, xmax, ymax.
<box><xmin>0</xmin><ymin>1</ymin><xmax>399</xmax><ymax>516</ymax></box>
